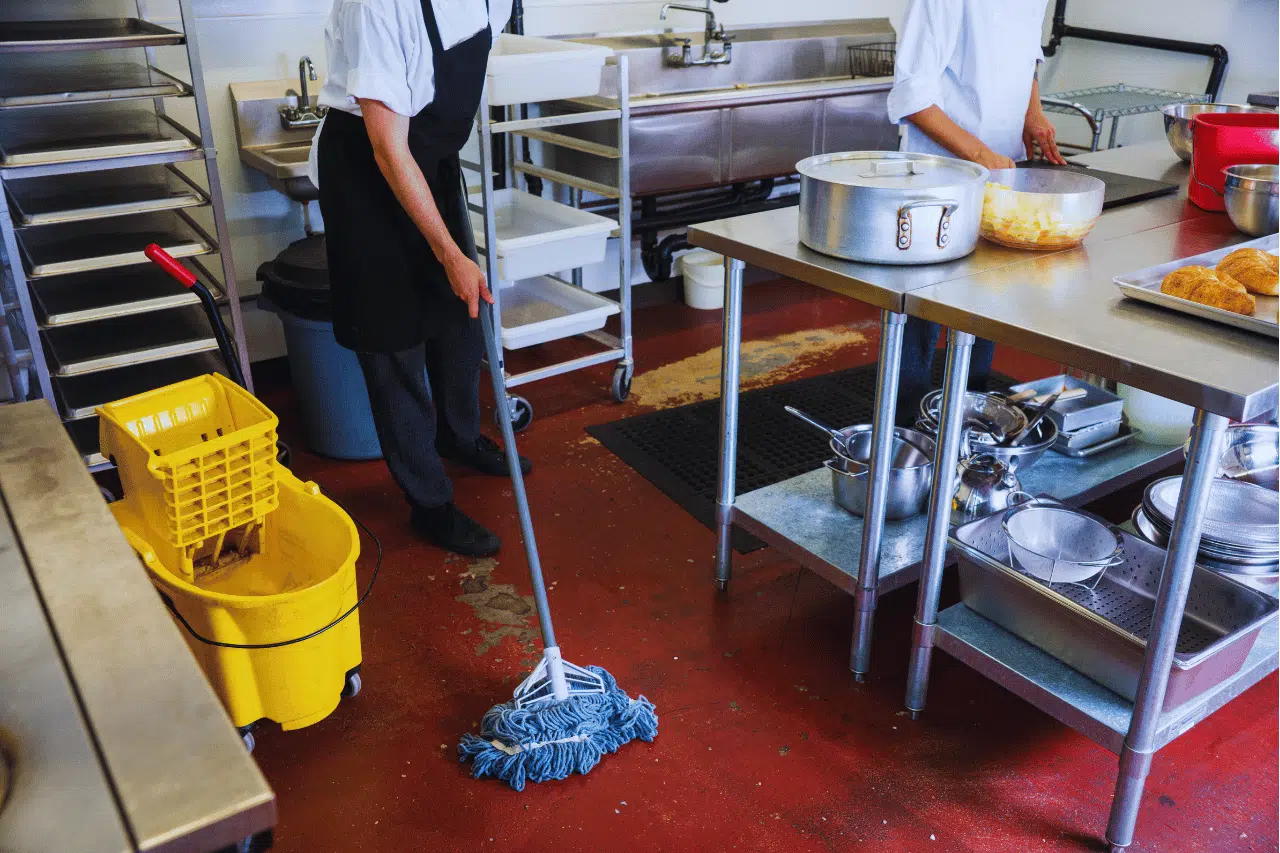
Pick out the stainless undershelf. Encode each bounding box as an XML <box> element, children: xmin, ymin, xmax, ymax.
<box><xmin>0</xmin><ymin>108</ymin><xmax>197</xmax><ymax>169</ymax></box>
<box><xmin>53</xmin><ymin>352</ymin><xmax>223</xmax><ymax>420</ymax></box>
<box><xmin>0</xmin><ymin>18</ymin><xmax>185</xmax><ymax>53</ymax></box>
<box><xmin>32</xmin><ymin>262</ymin><xmax>219</xmax><ymax>328</ymax></box>
<box><xmin>934</xmin><ymin>603</ymin><xmax>1278</xmax><ymax>755</ymax></box>
<box><xmin>16</xmin><ymin>209</ymin><xmax>213</xmax><ymax>278</ymax></box>
<box><xmin>5</xmin><ymin>164</ymin><xmax>207</xmax><ymax>226</ymax></box>
<box><xmin>0</xmin><ymin>63</ymin><xmax>189</xmax><ymax>108</ymax></box>
<box><xmin>41</xmin><ymin>305</ymin><xmax>217</xmax><ymax>376</ymax></box>
<box><xmin>732</xmin><ymin>439</ymin><xmax>1181</xmax><ymax>596</ymax></box>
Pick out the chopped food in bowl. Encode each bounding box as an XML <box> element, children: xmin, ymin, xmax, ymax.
<box><xmin>980</xmin><ymin>168</ymin><xmax>1105</xmax><ymax>251</ymax></box>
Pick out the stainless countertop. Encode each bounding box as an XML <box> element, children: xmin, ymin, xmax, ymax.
<box><xmin>687</xmin><ymin>146</ymin><xmax>1207</xmax><ymax>313</ymax></box>
<box><xmin>0</xmin><ymin>402</ymin><xmax>276</xmax><ymax>853</ymax></box>
<box><xmin>906</xmin><ymin>216</ymin><xmax>1277</xmax><ymax>421</ymax></box>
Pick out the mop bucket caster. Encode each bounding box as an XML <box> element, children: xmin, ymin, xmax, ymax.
<box><xmin>112</xmin><ymin>471</ymin><xmax>363</xmax><ymax>732</ymax></box>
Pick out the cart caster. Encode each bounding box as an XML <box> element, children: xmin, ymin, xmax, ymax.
<box><xmin>99</xmin><ymin>487</ymin><xmax>116</xmax><ymax>504</ymax></box>
<box><xmin>495</xmin><ymin>395</ymin><xmax>533</xmax><ymax>432</ymax></box>
<box><xmin>239</xmin><ymin>726</ymin><xmax>256</xmax><ymax>753</ymax></box>
<box><xmin>342</xmin><ymin>671</ymin><xmax>363</xmax><ymax>699</ymax></box>
<box><xmin>611</xmin><ymin>363</ymin><xmax>633</xmax><ymax>402</ymax></box>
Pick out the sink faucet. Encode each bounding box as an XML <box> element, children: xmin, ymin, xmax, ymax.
<box><xmin>280</xmin><ymin>55</ymin><xmax>328</xmax><ymax>130</ymax></box>
<box><xmin>659</xmin><ymin>0</ymin><xmax>733</xmax><ymax>67</ymax></box>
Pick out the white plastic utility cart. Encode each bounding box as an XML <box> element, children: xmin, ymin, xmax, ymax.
<box><xmin>467</xmin><ymin>39</ymin><xmax>632</xmax><ymax>431</ymax></box>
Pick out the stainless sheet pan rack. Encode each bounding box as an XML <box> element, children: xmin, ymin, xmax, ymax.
<box><xmin>0</xmin><ymin>0</ymin><xmax>251</xmax><ymax>471</ymax></box>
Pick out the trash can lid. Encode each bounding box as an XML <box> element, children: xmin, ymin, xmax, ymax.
<box><xmin>259</xmin><ymin>235</ymin><xmax>331</xmax><ymax>321</ymax></box>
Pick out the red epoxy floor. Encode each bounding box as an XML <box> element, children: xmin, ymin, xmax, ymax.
<box><xmin>251</xmin><ymin>281</ymin><xmax>1278</xmax><ymax>853</ymax></box>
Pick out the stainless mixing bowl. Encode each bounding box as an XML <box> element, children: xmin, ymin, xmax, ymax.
<box><xmin>1223</xmin><ymin>164</ymin><xmax>1279</xmax><ymax>237</ymax></box>
<box><xmin>826</xmin><ymin>425</ymin><xmax>935</xmax><ymax>520</ymax></box>
<box><xmin>1219</xmin><ymin>423</ymin><xmax>1279</xmax><ymax>491</ymax></box>
<box><xmin>917</xmin><ymin>390</ymin><xmax>1028</xmax><ymax>444</ymax></box>
<box><xmin>1161</xmin><ymin>103</ymin><xmax>1276</xmax><ymax>162</ymax></box>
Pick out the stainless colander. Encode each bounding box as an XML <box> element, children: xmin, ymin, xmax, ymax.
<box><xmin>1002</xmin><ymin>504</ymin><xmax>1123</xmax><ymax>584</ymax></box>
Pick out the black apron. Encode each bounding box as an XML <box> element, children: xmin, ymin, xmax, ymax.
<box><xmin>317</xmin><ymin>1</ymin><xmax>491</xmax><ymax>353</ymax></box>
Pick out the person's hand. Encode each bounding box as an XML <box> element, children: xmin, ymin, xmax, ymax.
<box><xmin>443</xmin><ymin>251</ymin><xmax>493</xmax><ymax>319</ymax></box>
<box><xmin>1023</xmin><ymin>106</ymin><xmax>1067</xmax><ymax>164</ymax></box>
<box><xmin>973</xmin><ymin>147</ymin><xmax>1017</xmax><ymax>171</ymax></box>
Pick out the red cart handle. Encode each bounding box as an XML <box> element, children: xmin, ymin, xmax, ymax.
<box><xmin>144</xmin><ymin>243</ymin><xmax>198</xmax><ymax>288</ymax></box>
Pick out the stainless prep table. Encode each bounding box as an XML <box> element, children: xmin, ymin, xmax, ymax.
<box><xmin>0</xmin><ymin>401</ymin><xmax>275</xmax><ymax>853</ymax></box>
<box><xmin>689</xmin><ymin>143</ymin><xmax>1277</xmax><ymax>852</ymax></box>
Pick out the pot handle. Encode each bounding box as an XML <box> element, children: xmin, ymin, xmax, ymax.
<box><xmin>897</xmin><ymin>198</ymin><xmax>960</xmax><ymax>251</ymax></box>
<box><xmin>860</xmin><ymin>159</ymin><xmax>929</xmax><ymax>178</ymax></box>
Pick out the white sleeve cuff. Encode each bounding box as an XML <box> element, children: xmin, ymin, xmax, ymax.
<box><xmin>346</xmin><ymin>67</ymin><xmax>419</xmax><ymax>116</ymax></box>
<box><xmin>887</xmin><ymin>76</ymin><xmax>943</xmax><ymax>124</ymax></box>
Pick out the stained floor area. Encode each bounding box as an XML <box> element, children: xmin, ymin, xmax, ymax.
<box><xmin>250</xmin><ymin>281</ymin><xmax>1278</xmax><ymax>853</ymax></box>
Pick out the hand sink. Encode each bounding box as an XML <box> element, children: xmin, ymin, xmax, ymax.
<box><xmin>230</xmin><ymin>79</ymin><xmax>321</xmax><ymax>201</ymax></box>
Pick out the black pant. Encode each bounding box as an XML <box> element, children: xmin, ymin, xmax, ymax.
<box><xmin>356</xmin><ymin>317</ymin><xmax>483</xmax><ymax>509</ymax></box>
<box><xmin>895</xmin><ymin>317</ymin><xmax>995</xmax><ymax>428</ymax></box>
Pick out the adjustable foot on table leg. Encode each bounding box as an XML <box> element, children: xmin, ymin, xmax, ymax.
<box><xmin>853</xmin><ymin>671</ymin><xmax>866</xmax><ymax>684</ymax></box>
<box><xmin>715</xmin><ymin>579</ymin><xmax>728</xmax><ymax>592</ymax></box>
<box><xmin>908</xmin><ymin>710</ymin><xmax>921</xmax><ymax>722</ymax></box>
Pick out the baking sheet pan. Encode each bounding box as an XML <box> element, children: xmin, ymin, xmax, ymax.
<box><xmin>5</xmin><ymin>164</ymin><xmax>207</xmax><ymax>225</ymax></box>
<box><xmin>0</xmin><ymin>64</ymin><xmax>188</xmax><ymax>108</ymax></box>
<box><xmin>41</xmin><ymin>306</ymin><xmax>217</xmax><ymax>377</ymax></box>
<box><xmin>63</xmin><ymin>415</ymin><xmax>107</xmax><ymax>467</ymax></box>
<box><xmin>16</xmin><ymin>210</ymin><xmax>213</xmax><ymax>278</ymax></box>
<box><xmin>1114</xmin><ymin>234</ymin><xmax>1279</xmax><ymax>339</ymax></box>
<box><xmin>0</xmin><ymin>108</ymin><xmax>196</xmax><ymax>167</ymax></box>
<box><xmin>54</xmin><ymin>352</ymin><xmax>223</xmax><ymax>420</ymax></box>
<box><xmin>32</xmin><ymin>262</ymin><xmax>219</xmax><ymax>327</ymax></box>
<box><xmin>0</xmin><ymin>19</ymin><xmax>184</xmax><ymax>53</ymax></box>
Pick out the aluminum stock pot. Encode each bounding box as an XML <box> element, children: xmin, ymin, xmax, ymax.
<box><xmin>797</xmin><ymin>151</ymin><xmax>990</xmax><ymax>265</ymax></box>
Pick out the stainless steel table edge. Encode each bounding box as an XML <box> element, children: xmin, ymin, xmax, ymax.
<box><xmin>688</xmin><ymin>221</ymin><xmax>906</xmax><ymax>314</ymax></box>
<box><xmin>0</xmin><ymin>403</ymin><xmax>276</xmax><ymax>853</ymax></box>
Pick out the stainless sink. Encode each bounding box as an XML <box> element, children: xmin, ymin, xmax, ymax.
<box><xmin>548</xmin><ymin>18</ymin><xmax>901</xmax><ymax>196</ymax></box>
<box><xmin>229</xmin><ymin>80</ymin><xmax>319</xmax><ymax>201</ymax></box>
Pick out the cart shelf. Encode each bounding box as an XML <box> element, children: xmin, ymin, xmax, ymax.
<box><xmin>53</xmin><ymin>352</ymin><xmax>223</xmax><ymax>420</ymax></box>
<box><xmin>0</xmin><ymin>18</ymin><xmax>185</xmax><ymax>53</ymax></box>
<box><xmin>733</xmin><ymin>439</ymin><xmax>1182</xmax><ymax>595</ymax></box>
<box><xmin>41</xmin><ymin>305</ymin><xmax>217</xmax><ymax>377</ymax></box>
<box><xmin>934</xmin><ymin>603</ymin><xmax>1278</xmax><ymax>755</ymax></box>
<box><xmin>0</xmin><ymin>63</ymin><xmax>190</xmax><ymax>109</ymax></box>
<box><xmin>5</xmin><ymin>164</ymin><xmax>207</xmax><ymax>226</ymax></box>
<box><xmin>499</xmin><ymin>276</ymin><xmax>619</xmax><ymax>349</ymax></box>
<box><xmin>0</xmin><ymin>108</ymin><xmax>198</xmax><ymax>172</ymax></box>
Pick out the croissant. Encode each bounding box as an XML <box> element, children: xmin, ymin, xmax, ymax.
<box><xmin>1161</xmin><ymin>265</ymin><xmax>1256</xmax><ymax>315</ymax></box>
<box><xmin>1216</xmin><ymin>248</ymin><xmax>1279</xmax><ymax>296</ymax></box>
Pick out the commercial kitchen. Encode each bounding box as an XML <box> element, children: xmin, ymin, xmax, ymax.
<box><xmin>0</xmin><ymin>1</ymin><xmax>1277</xmax><ymax>852</ymax></box>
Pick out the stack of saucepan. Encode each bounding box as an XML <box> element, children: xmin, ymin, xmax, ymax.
<box><xmin>1132</xmin><ymin>424</ymin><xmax>1280</xmax><ymax>577</ymax></box>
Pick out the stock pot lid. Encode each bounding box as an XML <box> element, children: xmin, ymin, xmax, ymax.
<box><xmin>797</xmin><ymin>151</ymin><xmax>988</xmax><ymax>190</ymax></box>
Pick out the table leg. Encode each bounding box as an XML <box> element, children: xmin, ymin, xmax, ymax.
<box><xmin>1091</xmin><ymin>110</ymin><xmax>1105</xmax><ymax>152</ymax></box>
<box><xmin>1107</xmin><ymin>116</ymin><xmax>1121</xmax><ymax>150</ymax></box>
<box><xmin>714</xmin><ymin>257</ymin><xmax>747</xmax><ymax>590</ymax></box>
<box><xmin>904</xmin><ymin>329</ymin><xmax>974</xmax><ymax>718</ymax></box>
<box><xmin>1105</xmin><ymin>410</ymin><xmax>1228</xmax><ymax>852</ymax></box>
<box><xmin>850</xmin><ymin>310</ymin><xmax>906</xmax><ymax>681</ymax></box>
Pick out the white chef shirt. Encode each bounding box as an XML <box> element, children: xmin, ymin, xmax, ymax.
<box><xmin>317</xmin><ymin>0</ymin><xmax>511</xmax><ymax>118</ymax></box>
<box><xmin>887</xmin><ymin>0</ymin><xmax>1048</xmax><ymax>161</ymax></box>
<box><xmin>308</xmin><ymin>0</ymin><xmax>511</xmax><ymax>186</ymax></box>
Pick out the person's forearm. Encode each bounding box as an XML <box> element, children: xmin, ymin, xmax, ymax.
<box><xmin>1028</xmin><ymin>78</ymin><xmax>1042</xmax><ymax>114</ymax></box>
<box><xmin>905</xmin><ymin>105</ymin><xmax>987</xmax><ymax>162</ymax></box>
<box><xmin>359</xmin><ymin>100</ymin><xmax>464</xmax><ymax>266</ymax></box>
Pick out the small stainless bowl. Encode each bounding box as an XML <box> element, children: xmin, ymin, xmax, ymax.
<box><xmin>1223</xmin><ymin>164</ymin><xmax>1279</xmax><ymax>237</ymax></box>
<box><xmin>917</xmin><ymin>390</ymin><xmax>1029</xmax><ymax>444</ymax></box>
<box><xmin>966</xmin><ymin>417</ymin><xmax>1059</xmax><ymax>472</ymax></box>
<box><xmin>1161</xmin><ymin>103</ymin><xmax>1276</xmax><ymax>162</ymax></box>
<box><xmin>1218</xmin><ymin>423</ymin><xmax>1279</xmax><ymax>491</ymax></box>
<box><xmin>826</xmin><ymin>425</ymin><xmax>935</xmax><ymax>520</ymax></box>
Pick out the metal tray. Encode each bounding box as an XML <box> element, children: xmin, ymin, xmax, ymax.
<box><xmin>1010</xmin><ymin>374</ymin><xmax>1125</xmax><ymax>433</ymax></box>
<box><xmin>1131</xmin><ymin>506</ymin><xmax>1279</xmax><ymax>580</ymax></box>
<box><xmin>0</xmin><ymin>109</ymin><xmax>196</xmax><ymax>168</ymax></box>
<box><xmin>953</xmin><ymin>500</ymin><xmax>1278</xmax><ymax>709</ymax></box>
<box><xmin>1115</xmin><ymin>234</ymin><xmax>1279</xmax><ymax>339</ymax></box>
<box><xmin>0</xmin><ymin>19</ymin><xmax>184</xmax><ymax>53</ymax></box>
<box><xmin>16</xmin><ymin>210</ymin><xmax>213</xmax><ymax>278</ymax></box>
<box><xmin>0</xmin><ymin>64</ymin><xmax>188</xmax><ymax>108</ymax></box>
<box><xmin>1054</xmin><ymin>420</ymin><xmax>1136</xmax><ymax>456</ymax></box>
<box><xmin>41</xmin><ymin>306</ymin><xmax>217</xmax><ymax>377</ymax></box>
<box><xmin>53</xmin><ymin>352</ymin><xmax>223</xmax><ymax>420</ymax></box>
<box><xmin>31</xmin><ymin>261</ymin><xmax>220</xmax><ymax>327</ymax></box>
<box><xmin>5</xmin><ymin>165</ymin><xmax>207</xmax><ymax>226</ymax></box>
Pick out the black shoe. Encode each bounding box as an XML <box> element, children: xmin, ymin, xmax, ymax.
<box><xmin>441</xmin><ymin>435</ymin><xmax>533</xmax><ymax>477</ymax></box>
<box><xmin>411</xmin><ymin>502</ymin><xmax>501</xmax><ymax>557</ymax></box>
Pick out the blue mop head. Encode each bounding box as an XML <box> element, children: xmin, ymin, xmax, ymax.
<box><xmin>458</xmin><ymin>666</ymin><xmax>658</xmax><ymax>791</ymax></box>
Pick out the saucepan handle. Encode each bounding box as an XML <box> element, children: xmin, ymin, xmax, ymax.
<box><xmin>896</xmin><ymin>198</ymin><xmax>961</xmax><ymax>251</ymax></box>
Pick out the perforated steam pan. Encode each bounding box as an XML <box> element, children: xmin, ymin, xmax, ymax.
<box><xmin>952</xmin><ymin>499</ymin><xmax>1278</xmax><ymax>710</ymax></box>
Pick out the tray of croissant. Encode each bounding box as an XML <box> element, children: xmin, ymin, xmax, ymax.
<box><xmin>1114</xmin><ymin>234</ymin><xmax>1278</xmax><ymax>338</ymax></box>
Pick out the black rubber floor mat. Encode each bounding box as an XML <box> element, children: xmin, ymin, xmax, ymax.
<box><xmin>587</xmin><ymin>353</ymin><xmax>1012</xmax><ymax>553</ymax></box>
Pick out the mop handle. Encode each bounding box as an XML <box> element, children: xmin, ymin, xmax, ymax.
<box><xmin>479</xmin><ymin>304</ymin><xmax>558</xmax><ymax>652</ymax></box>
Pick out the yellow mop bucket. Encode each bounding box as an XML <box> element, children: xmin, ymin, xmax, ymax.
<box><xmin>102</xmin><ymin>374</ymin><xmax>366</xmax><ymax>745</ymax></box>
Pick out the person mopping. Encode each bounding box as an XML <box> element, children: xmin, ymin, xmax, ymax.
<box><xmin>310</xmin><ymin>0</ymin><xmax>527</xmax><ymax>557</ymax></box>
<box><xmin>886</xmin><ymin>0</ymin><xmax>1068</xmax><ymax>422</ymax></box>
